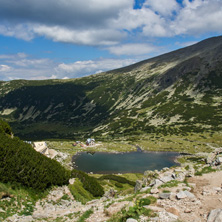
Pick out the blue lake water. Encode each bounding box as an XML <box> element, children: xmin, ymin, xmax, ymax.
<box><xmin>72</xmin><ymin>151</ymin><xmax>180</xmax><ymax>174</ymax></box>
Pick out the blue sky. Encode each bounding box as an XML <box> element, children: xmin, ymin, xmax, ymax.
<box><xmin>0</xmin><ymin>0</ymin><xmax>221</xmax><ymax>80</ymax></box>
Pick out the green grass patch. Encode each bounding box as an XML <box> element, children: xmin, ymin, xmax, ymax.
<box><xmin>77</xmin><ymin>209</ymin><xmax>93</xmax><ymax>222</ymax></box>
<box><xmin>159</xmin><ymin>180</ymin><xmax>180</xmax><ymax>188</ymax></box>
<box><xmin>68</xmin><ymin>179</ymin><xmax>94</xmax><ymax>204</ymax></box>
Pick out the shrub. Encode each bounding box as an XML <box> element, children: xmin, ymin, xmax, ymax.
<box><xmin>138</xmin><ymin>198</ymin><xmax>151</xmax><ymax>207</ymax></box>
<box><xmin>71</xmin><ymin>169</ymin><xmax>104</xmax><ymax>197</ymax></box>
<box><xmin>99</xmin><ymin>175</ymin><xmax>136</xmax><ymax>186</ymax></box>
<box><xmin>115</xmin><ymin>182</ymin><xmax>123</xmax><ymax>188</ymax></box>
<box><xmin>68</xmin><ymin>179</ymin><xmax>93</xmax><ymax>204</ymax></box>
<box><xmin>0</xmin><ymin>120</ymin><xmax>70</xmax><ymax>191</ymax></box>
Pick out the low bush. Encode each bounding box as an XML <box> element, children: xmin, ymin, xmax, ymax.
<box><xmin>0</xmin><ymin>120</ymin><xmax>70</xmax><ymax>191</ymax></box>
<box><xmin>68</xmin><ymin>179</ymin><xmax>93</xmax><ymax>204</ymax></box>
<box><xmin>71</xmin><ymin>169</ymin><xmax>104</xmax><ymax>197</ymax></box>
<box><xmin>99</xmin><ymin>175</ymin><xmax>136</xmax><ymax>186</ymax></box>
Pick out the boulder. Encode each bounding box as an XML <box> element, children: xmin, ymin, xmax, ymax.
<box><xmin>176</xmin><ymin>191</ymin><xmax>187</xmax><ymax>199</ymax></box>
<box><xmin>134</xmin><ymin>180</ymin><xmax>143</xmax><ymax>192</ymax></box>
<box><xmin>150</xmin><ymin>188</ymin><xmax>159</xmax><ymax>194</ymax></box>
<box><xmin>126</xmin><ymin>218</ymin><xmax>138</xmax><ymax>222</ymax></box>
<box><xmin>207</xmin><ymin>153</ymin><xmax>217</xmax><ymax>165</ymax></box>
<box><xmin>184</xmin><ymin>190</ymin><xmax>195</xmax><ymax>199</ymax></box>
<box><xmin>159</xmin><ymin>192</ymin><xmax>171</xmax><ymax>199</ymax></box>
<box><xmin>207</xmin><ymin>208</ymin><xmax>222</xmax><ymax>222</ymax></box>
<box><xmin>176</xmin><ymin>190</ymin><xmax>195</xmax><ymax>199</ymax></box>
<box><xmin>160</xmin><ymin>175</ymin><xmax>174</xmax><ymax>183</ymax></box>
<box><xmin>140</xmin><ymin>186</ymin><xmax>151</xmax><ymax>192</ymax></box>
<box><xmin>69</xmin><ymin>178</ymin><xmax>75</xmax><ymax>185</ymax></box>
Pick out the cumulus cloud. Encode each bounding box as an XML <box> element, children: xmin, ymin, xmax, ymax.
<box><xmin>0</xmin><ymin>52</ymin><xmax>137</xmax><ymax>80</ymax></box>
<box><xmin>144</xmin><ymin>0</ymin><xmax>180</xmax><ymax>16</ymax></box>
<box><xmin>55</xmin><ymin>58</ymin><xmax>137</xmax><ymax>78</ymax></box>
<box><xmin>171</xmin><ymin>0</ymin><xmax>222</xmax><ymax>35</ymax></box>
<box><xmin>0</xmin><ymin>0</ymin><xmax>221</xmax><ymax>46</ymax></box>
<box><xmin>108</xmin><ymin>43</ymin><xmax>156</xmax><ymax>56</ymax></box>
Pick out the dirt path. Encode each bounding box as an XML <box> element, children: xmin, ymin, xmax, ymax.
<box><xmin>186</xmin><ymin>171</ymin><xmax>222</xmax><ymax>221</ymax></box>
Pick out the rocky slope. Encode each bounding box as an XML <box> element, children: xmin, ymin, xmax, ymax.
<box><xmin>0</xmin><ymin>36</ymin><xmax>222</xmax><ymax>139</ymax></box>
<box><xmin>4</xmin><ymin>150</ymin><xmax>222</xmax><ymax>222</ymax></box>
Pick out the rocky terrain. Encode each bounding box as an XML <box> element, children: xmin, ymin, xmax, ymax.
<box><xmin>0</xmin><ymin>36</ymin><xmax>222</xmax><ymax>139</ymax></box>
<box><xmin>3</xmin><ymin>149</ymin><xmax>222</xmax><ymax>222</ymax></box>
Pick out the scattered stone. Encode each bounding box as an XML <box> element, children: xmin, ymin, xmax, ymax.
<box><xmin>69</xmin><ymin>178</ymin><xmax>75</xmax><ymax>185</ymax></box>
<box><xmin>176</xmin><ymin>190</ymin><xmax>195</xmax><ymax>199</ymax></box>
<box><xmin>160</xmin><ymin>175</ymin><xmax>174</xmax><ymax>183</ymax></box>
<box><xmin>104</xmin><ymin>189</ymin><xmax>116</xmax><ymax>198</ymax></box>
<box><xmin>159</xmin><ymin>192</ymin><xmax>171</xmax><ymax>199</ymax></box>
<box><xmin>207</xmin><ymin>153</ymin><xmax>217</xmax><ymax>164</ymax></box>
<box><xmin>126</xmin><ymin>218</ymin><xmax>138</xmax><ymax>222</ymax></box>
<box><xmin>134</xmin><ymin>180</ymin><xmax>143</xmax><ymax>192</ymax></box>
<box><xmin>166</xmin><ymin>207</ymin><xmax>180</xmax><ymax>216</ymax></box>
<box><xmin>176</xmin><ymin>191</ymin><xmax>187</xmax><ymax>199</ymax></box>
<box><xmin>184</xmin><ymin>208</ymin><xmax>192</xmax><ymax>213</ymax></box>
<box><xmin>207</xmin><ymin>208</ymin><xmax>222</xmax><ymax>222</ymax></box>
<box><xmin>140</xmin><ymin>186</ymin><xmax>151</xmax><ymax>192</ymax></box>
<box><xmin>150</xmin><ymin>188</ymin><xmax>159</xmax><ymax>194</ymax></box>
<box><xmin>0</xmin><ymin>208</ymin><xmax>5</xmax><ymax>213</ymax></box>
<box><xmin>158</xmin><ymin>211</ymin><xmax>178</xmax><ymax>222</ymax></box>
<box><xmin>184</xmin><ymin>190</ymin><xmax>195</xmax><ymax>199</ymax></box>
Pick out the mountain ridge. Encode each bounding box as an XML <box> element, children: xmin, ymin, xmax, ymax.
<box><xmin>0</xmin><ymin>36</ymin><xmax>222</xmax><ymax>139</ymax></box>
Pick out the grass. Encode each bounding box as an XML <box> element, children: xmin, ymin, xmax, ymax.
<box><xmin>77</xmin><ymin>209</ymin><xmax>93</xmax><ymax>222</ymax></box>
<box><xmin>0</xmin><ymin>182</ymin><xmax>49</xmax><ymax>221</ymax></box>
<box><xmin>68</xmin><ymin>179</ymin><xmax>94</xmax><ymax>204</ymax></box>
<box><xmin>195</xmin><ymin>166</ymin><xmax>216</xmax><ymax>176</ymax></box>
<box><xmin>159</xmin><ymin>180</ymin><xmax>180</xmax><ymax>188</ymax></box>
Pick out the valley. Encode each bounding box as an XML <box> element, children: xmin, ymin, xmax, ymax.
<box><xmin>1</xmin><ymin>36</ymin><xmax>222</xmax><ymax>222</ymax></box>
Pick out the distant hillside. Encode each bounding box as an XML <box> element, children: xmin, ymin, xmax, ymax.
<box><xmin>0</xmin><ymin>36</ymin><xmax>222</xmax><ymax>139</ymax></box>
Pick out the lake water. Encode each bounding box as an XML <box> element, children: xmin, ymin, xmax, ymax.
<box><xmin>72</xmin><ymin>151</ymin><xmax>180</xmax><ymax>174</ymax></box>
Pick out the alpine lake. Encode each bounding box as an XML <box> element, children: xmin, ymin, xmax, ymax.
<box><xmin>72</xmin><ymin>151</ymin><xmax>180</xmax><ymax>174</ymax></box>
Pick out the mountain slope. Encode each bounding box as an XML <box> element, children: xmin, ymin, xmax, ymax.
<box><xmin>0</xmin><ymin>36</ymin><xmax>222</xmax><ymax>139</ymax></box>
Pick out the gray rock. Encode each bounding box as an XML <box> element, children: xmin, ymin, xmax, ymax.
<box><xmin>150</xmin><ymin>188</ymin><xmax>159</xmax><ymax>194</ymax></box>
<box><xmin>207</xmin><ymin>208</ymin><xmax>222</xmax><ymax>222</ymax></box>
<box><xmin>176</xmin><ymin>190</ymin><xmax>195</xmax><ymax>199</ymax></box>
<box><xmin>159</xmin><ymin>192</ymin><xmax>171</xmax><ymax>199</ymax></box>
<box><xmin>126</xmin><ymin>218</ymin><xmax>138</xmax><ymax>222</ymax></box>
<box><xmin>140</xmin><ymin>186</ymin><xmax>151</xmax><ymax>192</ymax></box>
<box><xmin>151</xmin><ymin>179</ymin><xmax>163</xmax><ymax>188</ymax></box>
<box><xmin>207</xmin><ymin>153</ymin><xmax>217</xmax><ymax>164</ymax></box>
<box><xmin>176</xmin><ymin>191</ymin><xmax>187</xmax><ymax>199</ymax></box>
<box><xmin>134</xmin><ymin>180</ymin><xmax>143</xmax><ymax>192</ymax></box>
<box><xmin>184</xmin><ymin>190</ymin><xmax>195</xmax><ymax>199</ymax></box>
<box><xmin>160</xmin><ymin>175</ymin><xmax>174</xmax><ymax>183</ymax></box>
<box><xmin>216</xmin><ymin>156</ymin><xmax>222</xmax><ymax>164</ymax></box>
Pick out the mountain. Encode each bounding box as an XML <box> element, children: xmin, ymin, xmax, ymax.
<box><xmin>0</xmin><ymin>36</ymin><xmax>222</xmax><ymax>140</ymax></box>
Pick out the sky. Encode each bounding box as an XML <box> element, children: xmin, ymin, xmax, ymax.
<box><xmin>0</xmin><ymin>0</ymin><xmax>222</xmax><ymax>81</ymax></box>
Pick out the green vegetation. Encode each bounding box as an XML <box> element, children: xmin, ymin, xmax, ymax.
<box><xmin>68</xmin><ymin>179</ymin><xmax>93</xmax><ymax>204</ymax></box>
<box><xmin>71</xmin><ymin>169</ymin><xmax>104</xmax><ymax>197</ymax></box>
<box><xmin>99</xmin><ymin>175</ymin><xmax>136</xmax><ymax>186</ymax></box>
<box><xmin>0</xmin><ymin>181</ymin><xmax>48</xmax><ymax>220</ymax></box>
<box><xmin>159</xmin><ymin>180</ymin><xmax>180</xmax><ymax>188</ymax></box>
<box><xmin>77</xmin><ymin>209</ymin><xmax>93</xmax><ymax>222</ymax></box>
<box><xmin>195</xmin><ymin>166</ymin><xmax>216</xmax><ymax>176</ymax></box>
<box><xmin>0</xmin><ymin>120</ymin><xmax>70</xmax><ymax>191</ymax></box>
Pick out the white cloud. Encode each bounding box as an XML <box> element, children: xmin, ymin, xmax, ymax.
<box><xmin>0</xmin><ymin>65</ymin><xmax>12</xmax><ymax>72</ymax></box>
<box><xmin>55</xmin><ymin>58</ymin><xmax>137</xmax><ymax>78</ymax></box>
<box><xmin>144</xmin><ymin>0</ymin><xmax>179</xmax><ymax>16</ymax></box>
<box><xmin>171</xmin><ymin>0</ymin><xmax>222</xmax><ymax>35</ymax></box>
<box><xmin>34</xmin><ymin>25</ymin><xmax>125</xmax><ymax>45</ymax></box>
<box><xmin>0</xmin><ymin>0</ymin><xmax>221</xmax><ymax>45</ymax></box>
<box><xmin>0</xmin><ymin>52</ymin><xmax>137</xmax><ymax>80</ymax></box>
<box><xmin>108</xmin><ymin>43</ymin><xmax>156</xmax><ymax>56</ymax></box>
